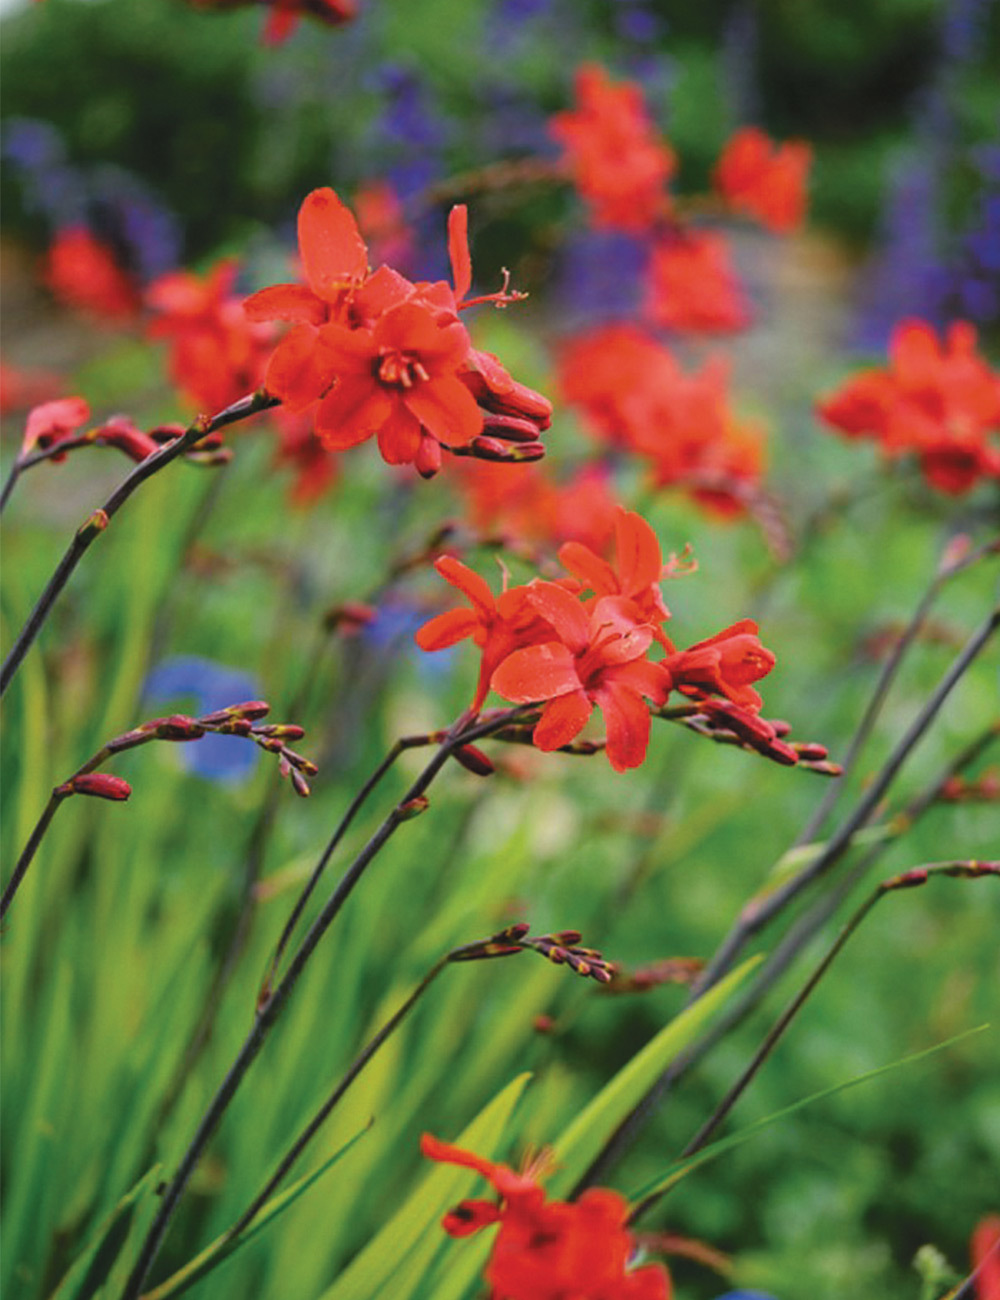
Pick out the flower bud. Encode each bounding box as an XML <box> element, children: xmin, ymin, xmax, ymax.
<box><xmin>399</xmin><ymin>795</ymin><xmax>430</xmax><ymax>820</ymax></box>
<box><xmin>453</xmin><ymin>744</ymin><xmax>495</xmax><ymax>776</ymax></box>
<box><xmin>69</xmin><ymin>773</ymin><xmax>132</xmax><ymax>801</ymax></box>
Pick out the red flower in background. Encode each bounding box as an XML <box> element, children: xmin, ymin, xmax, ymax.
<box><xmin>817</xmin><ymin>319</ymin><xmax>1000</xmax><ymax>493</ymax></box>
<box><xmin>971</xmin><ymin>1216</ymin><xmax>1000</xmax><ymax>1300</ymax></box>
<box><xmin>43</xmin><ymin>228</ymin><xmax>140</xmax><ymax>321</ymax></box>
<box><xmin>645</xmin><ymin>230</ymin><xmax>751</xmax><ymax>334</ymax></box>
<box><xmin>457</xmin><ymin>461</ymin><xmax>619</xmax><ymax>557</ymax></box>
<box><xmin>188</xmin><ymin>0</ymin><xmax>355</xmax><ymax>44</ymax></box>
<box><xmin>0</xmin><ymin>361</ymin><xmax>64</xmax><ymax>416</ymax></box>
<box><xmin>714</xmin><ymin>127</ymin><xmax>812</xmax><ymax>235</ymax></box>
<box><xmin>491</xmin><ymin>585</ymin><xmax>669</xmax><ymax>772</ymax></box>
<box><xmin>556</xmin><ymin>325</ymin><xmax>766</xmax><ymax>516</ymax></box>
<box><xmin>147</xmin><ymin>259</ymin><xmax>275</xmax><ymax>412</ymax></box>
<box><xmin>550</xmin><ymin>64</ymin><xmax>676</xmax><ymax>234</ymax></box>
<box><xmin>271</xmin><ymin>408</ymin><xmax>339</xmax><ymax>505</ymax></box>
<box><xmin>422</xmin><ymin>1134</ymin><xmax>671</xmax><ymax>1300</ymax></box>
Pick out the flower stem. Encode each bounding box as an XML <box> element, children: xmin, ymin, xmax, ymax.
<box><xmin>0</xmin><ymin>390</ymin><xmax>278</xmax><ymax>700</ymax></box>
<box><xmin>118</xmin><ymin>708</ymin><xmax>523</xmax><ymax>1300</ymax></box>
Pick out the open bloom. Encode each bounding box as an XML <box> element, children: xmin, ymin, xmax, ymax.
<box><xmin>714</xmin><ymin>128</ymin><xmax>812</xmax><ymax>235</ymax></box>
<box><xmin>491</xmin><ymin>585</ymin><xmax>670</xmax><ymax>772</ymax></box>
<box><xmin>817</xmin><ymin>319</ymin><xmax>1000</xmax><ymax>493</ymax></box>
<box><xmin>550</xmin><ymin>64</ymin><xmax>676</xmax><ymax>234</ymax></box>
<box><xmin>244</xmin><ymin>188</ymin><xmax>550</xmax><ymax>474</ymax></box>
<box><xmin>422</xmin><ymin>1134</ymin><xmax>671</xmax><ymax>1300</ymax></box>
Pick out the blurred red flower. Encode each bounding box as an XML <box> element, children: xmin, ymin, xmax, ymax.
<box><xmin>645</xmin><ymin>230</ymin><xmax>751</xmax><ymax>334</ymax></box>
<box><xmin>422</xmin><ymin>1134</ymin><xmax>671</xmax><ymax>1300</ymax></box>
<box><xmin>714</xmin><ymin>127</ymin><xmax>812</xmax><ymax>235</ymax></box>
<box><xmin>188</xmin><ymin>0</ymin><xmax>355</xmax><ymax>43</ymax></box>
<box><xmin>147</xmin><ymin>259</ymin><xmax>275</xmax><ymax>412</ymax></box>
<box><xmin>550</xmin><ymin>64</ymin><xmax>676</xmax><ymax>234</ymax></box>
<box><xmin>817</xmin><ymin>319</ymin><xmax>1000</xmax><ymax>493</ymax></box>
<box><xmin>43</xmin><ymin>228</ymin><xmax>140</xmax><ymax>321</ymax></box>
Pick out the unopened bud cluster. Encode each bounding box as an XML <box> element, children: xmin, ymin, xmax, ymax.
<box><xmin>450</xmin><ymin>923</ymin><xmax>613</xmax><ymax>984</ymax></box>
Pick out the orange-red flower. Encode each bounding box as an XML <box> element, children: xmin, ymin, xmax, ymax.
<box><xmin>556</xmin><ymin>325</ymin><xmax>766</xmax><ymax>516</ymax></box>
<box><xmin>971</xmin><ymin>1215</ymin><xmax>1000</xmax><ymax>1300</ymax></box>
<box><xmin>558</xmin><ymin>508</ymin><xmax>673</xmax><ymax>648</ymax></box>
<box><xmin>414</xmin><ymin>557</ymin><xmax>552</xmax><ymax>713</ymax></box>
<box><xmin>550</xmin><ymin>64</ymin><xmax>676</xmax><ymax>234</ymax></box>
<box><xmin>491</xmin><ymin>585</ymin><xmax>669</xmax><ymax>773</ymax></box>
<box><xmin>817</xmin><ymin>319</ymin><xmax>1000</xmax><ymax>493</ymax></box>
<box><xmin>147</xmin><ymin>259</ymin><xmax>275</xmax><ymax>412</ymax></box>
<box><xmin>245</xmin><ymin>189</ymin><xmax>549</xmax><ymax>474</ymax></box>
<box><xmin>663</xmin><ymin>619</ymin><xmax>775</xmax><ymax>712</ymax></box>
<box><xmin>456</xmin><ymin>461</ymin><xmax>619</xmax><ymax>556</ymax></box>
<box><xmin>645</xmin><ymin>230</ymin><xmax>751</xmax><ymax>335</ymax></box>
<box><xmin>714</xmin><ymin>127</ymin><xmax>812</xmax><ymax>235</ymax></box>
<box><xmin>422</xmin><ymin>1134</ymin><xmax>671</xmax><ymax>1300</ymax></box>
<box><xmin>43</xmin><ymin>227</ymin><xmax>140</xmax><ymax>321</ymax></box>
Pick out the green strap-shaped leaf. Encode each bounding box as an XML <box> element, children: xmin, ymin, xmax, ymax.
<box><xmin>627</xmin><ymin>1023</ymin><xmax>990</xmax><ymax>1207</ymax></box>
<box><xmin>142</xmin><ymin>1125</ymin><xmax>371</xmax><ymax>1300</ymax></box>
<box><xmin>317</xmin><ymin>1072</ymin><xmax>532</xmax><ymax>1300</ymax></box>
<box><xmin>48</xmin><ymin>1166</ymin><xmax>162</xmax><ymax>1300</ymax></box>
<box><xmin>547</xmin><ymin>956</ymin><xmax>761</xmax><ymax>1197</ymax></box>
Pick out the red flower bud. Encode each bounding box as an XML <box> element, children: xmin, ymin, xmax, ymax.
<box><xmin>453</xmin><ymin>743</ymin><xmax>495</xmax><ymax>776</ymax></box>
<box><xmin>69</xmin><ymin>773</ymin><xmax>132</xmax><ymax>801</ymax></box>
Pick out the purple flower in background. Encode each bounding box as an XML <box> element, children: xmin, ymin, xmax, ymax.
<box><xmin>712</xmin><ymin>1292</ymin><xmax>779</xmax><ymax>1300</ymax></box>
<box><xmin>143</xmin><ymin>656</ymin><xmax>261</xmax><ymax>782</ymax></box>
<box><xmin>554</xmin><ymin>228</ymin><xmax>649</xmax><ymax>330</ymax></box>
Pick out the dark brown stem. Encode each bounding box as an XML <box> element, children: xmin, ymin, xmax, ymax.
<box><xmin>119</xmin><ymin>708</ymin><xmax>524</xmax><ymax>1300</ymax></box>
<box><xmin>574</xmin><ymin>608</ymin><xmax>998</xmax><ymax>1191</ymax></box>
<box><xmin>627</xmin><ymin>861</ymin><xmax>997</xmax><ymax>1224</ymax></box>
<box><xmin>0</xmin><ymin>390</ymin><xmax>278</xmax><ymax>700</ymax></box>
<box><xmin>794</xmin><ymin>535</ymin><xmax>998</xmax><ymax>848</ymax></box>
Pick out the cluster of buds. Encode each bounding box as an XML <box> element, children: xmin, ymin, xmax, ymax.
<box><xmin>100</xmin><ymin>700</ymin><xmax>317</xmax><ymax>796</ymax></box>
<box><xmin>665</xmin><ymin>699</ymin><xmax>842</xmax><ymax>774</ymax></box>
<box><xmin>13</xmin><ymin>397</ymin><xmax>230</xmax><ymax>485</ymax></box>
<box><xmin>938</xmin><ymin>768</ymin><xmax>1000</xmax><ymax>803</ymax></box>
<box><xmin>449</xmin><ymin>923</ymin><xmax>614</xmax><ymax>985</ymax></box>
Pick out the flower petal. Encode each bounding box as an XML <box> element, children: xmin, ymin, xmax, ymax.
<box><xmin>491</xmin><ymin>642</ymin><xmax>580</xmax><ymax>703</ymax></box>
<box><xmin>264</xmin><ymin>326</ymin><xmax>333</xmax><ymax>411</ymax></box>
<box><xmin>533</xmin><ymin>688</ymin><xmax>592</xmax><ymax>750</ymax></box>
<box><xmin>243</xmin><ymin>284</ymin><xmax>327</xmax><ymax>326</ymax></box>
<box><xmin>614</xmin><ymin>507</ymin><xmax>663</xmax><ymax>592</ymax></box>
<box><xmin>415</xmin><ymin>608</ymin><xmax>481</xmax><ymax>651</ymax></box>
<box><xmin>376</xmin><ymin>405</ymin><xmax>422</xmax><ymax>464</ymax></box>
<box><xmin>298</xmin><ymin>188</ymin><xmax>369</xmax><ymax>301</ymax></box>
<box><xmin>405</xmin><ymin>375</ymin><xmax>483</xmax><ymax>446</ymax></box>
<box><xmin>433</xmin><ymin>556</ymin><xmax>496</xmax><ymax>618</ymax></box>
<box><xmin>315</xmin><ymin>378</ymin><xmax>390</xmax><ymax>448</ymax></box>
<box><xmin>448</xmin><ymin>205</ymin><xmax>472</xmax><ymax>301</ymax></box>
<box><xmin>595</xmin><ymin>683</ymin><xmax>652</xmax><ymax>772</ymax></box>
<box><xmin>526</xmin><ymin>582</ymin><xmax>591</xmax><ymax>654</ymax></box>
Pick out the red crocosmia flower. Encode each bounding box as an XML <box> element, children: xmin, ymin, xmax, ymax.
<box><xmin>971</xmin><ymin>1215</ymin><xmax>1000</xmax><ymax>1300</ymax></box>
<box><xmin>147</xmin><ymin>259</ymin><xmax>275</xmax><ymax>412</ymax></box>
<box><xmin>550</xmin><ymin>63</ymin><xmax>676</xmax><ymax>234</ymax></box>
<box><xmin>492</xmin><ymin>585</ymin><xmax>670</xmax><ymax>773</ymax></box>
<box><xmin>663</xmin><ymin>619</ymin><xmax>775</xmax><ymax>713</ymax></box>
<box><xmin>645</xmin><ymin>230</ymin><xmax>752</xmax><ymax>334</ymax></box>
<box><xmin>87</xmin><ymin>416</ymin><xmax>161</xmax><ymax>463</ymax></box>
<box><xmin>313</xmin><ymin>301</ymin><xmax>481</xmax><ymax>466</ymax></box>
<box><xmin>44</xmin><ymin>227</ymin><xmax>140</xmax><ymax>321</ymax></box>
<box><xmin>558</xmin><ymin>507</ymin><xmax>673</xmax><ymax>648</ymax></box>
<box><xmin>422</xmin><ymin>1134</ymin><xmax>671</xmax><ymax>1300</ymax></box>
<box><xmin>557</xmin><ymin>326</ymin><xmax>766</xmax><ymax>516</ymax></box>
<box><xmin>21</xmin><ymin>396</ymin><xmax>90</xmax><ymax>458</ymax></box>
<box><xmin>714</xmin><ymin>127</ymin><xmax>812</xmax><ymax>235</ymax></box>
<box><xmin>415</xmin><ymin>557</ymin><xmax>551</xmax><ymax>713</ymax></box>
<box><xmin>817</xmin><ymin>319</ymin><xmax>1000</xmax><ymax>494</ymax></box>
<box><xmin>353</xmin><ymin>180</ymin><xmax>415</xmax><ymax>273</ymax></box>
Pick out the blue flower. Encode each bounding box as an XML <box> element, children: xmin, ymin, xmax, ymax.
<box><xmin>143</xmin><ymin>656</ymin><xmax>261</xmax><ymax>782</ymax></box>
